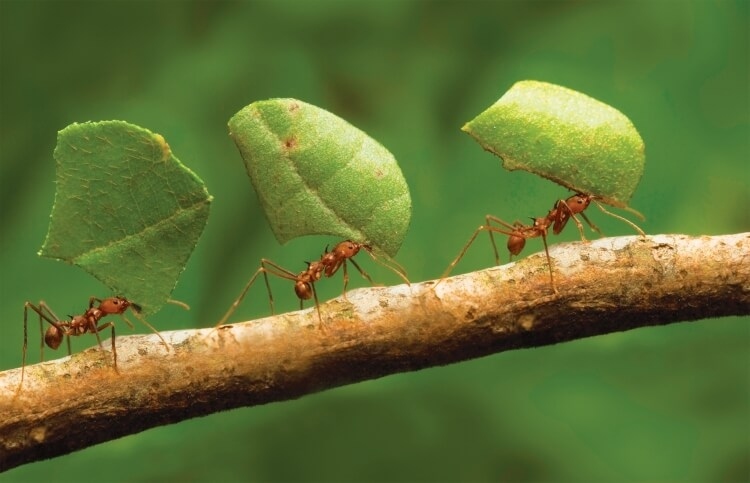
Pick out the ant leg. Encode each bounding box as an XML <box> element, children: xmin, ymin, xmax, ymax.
<box><xmin>349</xmin><ymin>258</ymin><xmax>374</xmax><ymax>284</ymax></box>
<box><xmin>92</xmin><ymin>321</ymin><xmax>118</xmax><ymax>373</ymax></box>
<box><xmin>260</xmin><ymin>259</ymin><xmax>305</xmax><ymax>314</ymax></box>
<box><xmin>570</xmin><ymin>213</ymin><xmax>588</xmax><ymax>242</ymax></box>
<box><xmin>311</xmin><ymin>282</ymin><xmax>323</xmax><ymax>325</ymax></box>
<box><xmin>579</xmin><ymin>211</ymin><xmax>603</xmax><ymax>236</ymax></box>
<box><xmin>109</xmin><ymin>324</ymin><xmax>117</xmax><ymax>372</ymax></box>
<box><xmin>87</xmin><ymin>318</ymin><xmax>106</xmax><ymax>351</ymax></box>
<box><xmin>341</xmin><ymin>260</ymin><xmax>350</xmax><ymax>301</ymax></box>
<box><xmin>440</xmin><ymin>227</ymin><xmax>484</xmax><ymax>282</ymax></box>
<box><xmin>215</xmin><ymin>265</ymin><xmax>269</xmax><ymax>327</ymax></box>
<box><xmin>337</xmin><ymin>258</ymin><xmax>374</xmax><ymax>301</ymax></box>
<box><xmin>20</xmin><ymin>303</ymin><xmax>36</xmax><ymax>391</ymax></box>
<box><xmin>593</xmin><ymin>201</ymin><xmax>646</xmax><ymax>237</ymax></box>
<box><xmin>216</xmin><ymin>259</ymin><xmax>298</xmax><ymax>327</ymax></box>
<box><xmin>37</xmin><ymin>301</ymin><xmax>64</xmax><ymax>328</ymax></box>
<box><xmin>120</xmin><ymin>315</ymin><xmax>136</xmax><ymax>330</ymax></box>
<box><xmin>621</xmin><ymin>204</ymin><xmax>646</xmax><ymax>221</ymax></box>
<box><xmin>362</xmin><ymin>248</ymin><xmax>410</xmax><ymax>285</ymax></box>
<box><xmin>485</xmin><ymin>215</ymin><xmax>519</xmax><ymax>266</ymax></box>
<box><xmin>128</xmin><ymin>311</ymin><xmax>171</xmax><ymax>352</ymax></box>
<box><xmin>555</xmin><ymin>200</ymin><xmax>591</xmax><ymax>242</ymax></box>
<box><xmin>166</xmin><ymin>299</ymin><xmax>191</xmax><ymax>311</ymax></box>
<box><xmin>539</xmin><ymin>232</ymin><xmax>558</xmax><ymax>294</ymax></box>
<box><xmin>263</xmin><ymin>268</ymin><xmax>274</xmax><ymax>314</ymax></box>
<box><xmin>486</xmin><ymin>215</ymin><xmax>502</xmax><ymax>265</ymax></box>
<box><xmin>439</xmin><ymin>224</ymin><xmax>517</xmax><ymax>283</ymax></box>
<box><xmin>555</xmin><ymin>200</ymin><xmax>602</xmax><ymax>241</ymax></box>
<box><xmin>34</xmin><ymin>305</ymin><xmax>44</xmax><ymax>362</ymax></box>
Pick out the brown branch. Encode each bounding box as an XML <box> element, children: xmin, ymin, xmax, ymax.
<box><xmin>1</xmin><ymin>233</ymin><xmax>748</xmax><ymax>471</ymax></box>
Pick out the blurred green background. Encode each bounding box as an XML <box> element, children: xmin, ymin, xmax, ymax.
<box><xmin>1</xmin><ymin>1</ymin><xmax>748</xmax><ymax>481</ymax></box>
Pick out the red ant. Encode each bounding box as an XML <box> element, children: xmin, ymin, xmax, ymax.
<box><xmin>18</xmin><ymin>296</ymin><xmax>170</xmax><ymax>391</ymax></box>
<box><xmin>216</xmin><ymin>240</ymin><xmax>410</xmax><ymax>326</ymax></box>
<box><xmin>441</xmin><ymin>192</ymin><xmax>645</xmax><ymax>292</ymax></box>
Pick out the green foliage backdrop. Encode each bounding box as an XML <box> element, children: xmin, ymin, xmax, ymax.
<box><xmin>1</xmin><ymin>1</ymin><xmax>747</xmax><ymax>481</ymax></box>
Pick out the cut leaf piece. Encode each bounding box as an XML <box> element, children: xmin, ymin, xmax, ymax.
<box><xmin>463</xmin><ymin>80</ymin><xmax>645</xmax><ymax>208</ymax></box>
<box><xmin>40</xmin><ymin>121</ymin><xmax>212</xmax><ymax>315</ymax></box>
<box><xmin>229</xmin><ymin>99</ymin><xmax>411</xmax><ymax>257</ymax></box>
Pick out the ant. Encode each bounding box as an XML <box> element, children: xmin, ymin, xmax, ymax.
<box><xmin>441</xmin><ymin>192</ymin><xmax>645</xmax><ymax>293</ymax></box>
<box><xmin>216</xmin><ymin>240</ymin><xmax>410</xmax><ymax>326</ymax></box>
<box><xmin>18</xmin><ymin>296</ymin><xmax>170</xmax><ymax>391</ymax></box>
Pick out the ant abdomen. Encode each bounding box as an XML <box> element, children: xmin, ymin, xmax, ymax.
<box><xmin>295</xmin><ymin>281</ymin><xmax>313</xmax><ymax>300</ymax></box>
<box><xmin>507</xmin><ymin>236</ymin><xmax>526</xmax><ymax>256</ymax></box>
<box><xmin>45</xmin><ymin>326</ymin><xmax>63</xmax><ymax>350</ymax></box>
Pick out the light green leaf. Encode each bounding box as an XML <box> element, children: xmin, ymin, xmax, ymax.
<box><xmin>463</xmin><ymin>80</ymin><xmax>645</xmax><ymax>208</ymax></box>
<box><xmin>40</xmin><ymin>121</ymin><xmax>212</xmax><ymax>315</ymax></box>
<box><xmin>228</xmin><ymin>99</ymin><xmax>411</xmax><ymax>257</ymax></box>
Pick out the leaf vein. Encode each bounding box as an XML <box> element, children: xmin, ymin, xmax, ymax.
<box><xmin>255</xmin><ymin>109</ymin><xmax>367</xmax><ymax>242</ymax></box>
<box><xmin>70</xmin><ymin>200</ymin><xmax>208</xmax><ymax>264</ymax></box>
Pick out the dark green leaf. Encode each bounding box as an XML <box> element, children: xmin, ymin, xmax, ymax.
<box><xmin>40</xmin><ymin>121</ymin><xmax>212</xmax><ymax>315</ymax></box>
<box><xmin>228</xmin><ymin>99</ymin><xmax>411</xmax><ymax>257</ymax></box>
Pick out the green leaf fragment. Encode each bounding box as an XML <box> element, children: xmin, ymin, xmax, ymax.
<box><xmin>41</xmin><ymin>121</ymin><xmax>212</xmax><ymax>315</ymax></box>
<box><xmin>463</xmin><ymin>80</ymin><xmax>645</xmax><ymax>207</ymax></box>
<box><xmin>228</xmin><ymin>99</ymin><xmax>411</xmax><ymax>257</ymax></box>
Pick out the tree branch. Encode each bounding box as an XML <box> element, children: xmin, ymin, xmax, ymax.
<box><xmin>1</xmin><ymin>233</ymin><xmax>748</xmax><ymax>471</ymax></box>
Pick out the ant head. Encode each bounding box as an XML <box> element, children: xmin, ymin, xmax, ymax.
<box><xmin>44</xmin><ymin>325</ymin><xmax>64</xmax><ymax>350</ymax></box>
<box><xmin>294</xmin><ymin>281</ymin><xmax>313</xmax><ymax>300</ymax></box>
<box><xmin>99</xmin><ymin>296</ymin><xmax>132</xmax><ymax>315</ymax></box>
<box><xmin>568</xmin><ymin>193</ymin><xmax>594</xmax><ymax>212</ymax></box>
<box><xmin>332</xmin><ymin>240</ymin><xmax>362</xmax><ymax>259</ymax></box>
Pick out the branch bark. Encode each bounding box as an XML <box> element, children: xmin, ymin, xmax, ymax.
<box><xmin>1</xmin><ymin>233</ymin><xmax>748</xmax><ymax>471</ymax></box>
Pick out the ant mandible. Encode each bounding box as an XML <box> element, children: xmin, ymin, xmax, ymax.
<box><xmin>441</xmin><ymin>192</ymin><xmax>645</xmax><ymax>293</ymax></box>
<box><xmin>18</xmin><ymin>296</ymin><xmax>170</xmax><ymax>391</ymax></box>
<box><xmin>216</xmin><ymin>240</ymin><xmax>410</xmax><ymax>326</ymax></box>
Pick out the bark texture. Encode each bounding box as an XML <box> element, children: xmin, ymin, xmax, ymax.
<box><xmin>1</xmin><ymin>233</ymin><xmax>748</xmax><ymax>471</ymax></box>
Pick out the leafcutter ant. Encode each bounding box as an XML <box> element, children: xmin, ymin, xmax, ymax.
<box><xmin>18</xmin><ymin>296</ymin><xmax>170</xmax><ymax>391</ymax></box>
<box><xmin>441</xmin><ymin>192</ymin><xmax>645</xmax><ymax>292</ymax></box>
<box><xmin>216</xmin><ymin>240</ymin><xmax>410</xmax><ymax>326</ymax></box>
